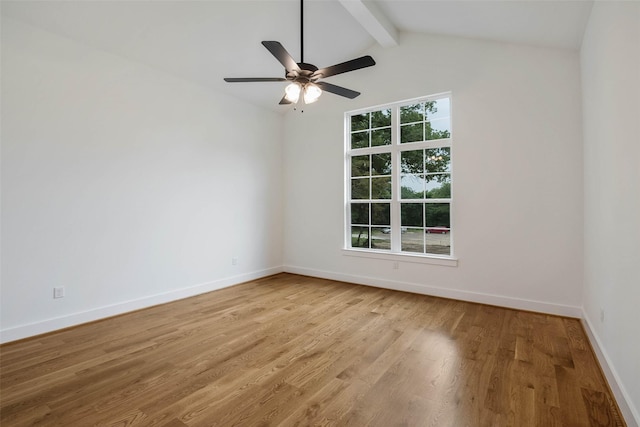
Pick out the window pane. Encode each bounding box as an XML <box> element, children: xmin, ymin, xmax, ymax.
<box><xmin>371</xmin><ymin>109</ymin><xmax>391</xmax><ymax>127</ymax></box>
<box><xmin>425</xmin><ymin>147</ymin><xmax>451</xmax><ymax>173</ymax></box>
<box><xmin>371</xmin><ymin>203</ymin><xmax>390</xmax><ymax>225</ymax></box>
<box><xmin>351</xmin><ymin>178</ymin><xmax>369</xmax><ymax>199</ymax></box>
<box><xmin>351</xmin><ymin>155</ymin><xmax>370</xmax><ymax>177</ymax></box>
<box><xmin>425</xmin><ymin>203</ymin><xmax>451</xmax><ymax>255</ymax></box>
<box><xmin>425</xmin><ymin>174</ymin><xmax>451</xmax><ymax>198</ymax></box>
<box><xmin>351</xmin><ymin>226</ymin><xmax>369</xmax><ymax>248</ymax></box>
<box><xmin>371</xmin><ymin>153</ymin><xmax>392</xmax><ymax>176</ymax></box>
<box><xmin>351</xmin><ymin>113</ymin><xmax>369</xmax><ymax>131</ymax></box>
<box><xmin>371</xmin><ymin>128</ymin><xmax>391</xmax><ymax>146</ymax></box>
<box><xmin>351</xmin><ymin>131</ymin><xmax>369</xmax><ymax>149</ymax></box>
<box><xmin>425</xmin><ymin>203</ymin><xmax>450</xmax><ymax>228</ymax></box>
<box><xmin>401</xmin><ymin>228</ymin><xmax>424</xmax><ymax>253</ymax></box>
<box><xmin>351</xmin><ymin>203</ymin><xmax>369</xmax><ymax>225</ymax></box>
<box><xmin>371</xmin><ymin>227</ymin><xmax>391</xmax><ymax>250</ymax></box>
<box><xmin>425</xmin><ymin>98</ymin><xmax>450</xmax><ymax>121</ymax></box>
<box><xmin>401</xmin><ymin>174</ymin><xmax>425</xmax><ymax>199</ymax></box>
<box><xmin>425</xmin><ymin>118</ymin><xmax>451</xmax><ymax>140</ymax></box>
<box><xmin>371</xmin><ymin>177</ymin><xmax>392</xmax><ymax>199</ymax></box>
<box><xmin>401</xmin><ymin>203</ymin><xmax>424</xmax><ymax>227</ymax></box>
<box><xmin>401</xmin><ymin>123</ymin><xmax>423</xmax><ymax>144</ymax></box>
<box><xmin>400</xmin><ymin>149</ymin><xmax>423</xmax><ymax>173</ymax></box>
<box><xmin>426</xmin><ymin>233</ymin><xmax>450</xmax><ymax>255</ymax></box>
<box><xmin>400</xmin><ymin>103</ymin><xmax>424</xmax><ymax>123</ymax></box>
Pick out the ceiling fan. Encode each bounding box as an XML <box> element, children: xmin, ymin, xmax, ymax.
<box><xmin>224</xmin><ymin>0</ymin><xmax>375</xmax><ymax>105</ymax></box>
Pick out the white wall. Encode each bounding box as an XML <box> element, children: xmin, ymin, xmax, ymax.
<box><xmin>283</xmin><ymin>32</ymin><xmax>584</xmax><ymax>316</ymax></box>
<box><xmin>581</xmin><ymin>2</ymin><xmax>640</xmax><ymax>424</ymax></box>
<box><xmin>1</xmin><ymin>18</ymin><xmax>284</xmax><ymax>342</ymax></box>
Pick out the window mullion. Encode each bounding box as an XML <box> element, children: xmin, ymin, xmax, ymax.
<box><xmin>391</xmin><ymin>105</ymin><xmax>401</xmax><ymax>252</ymax></box>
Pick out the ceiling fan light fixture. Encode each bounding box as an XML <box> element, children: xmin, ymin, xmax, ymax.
<box><xmin>284</xmin><ymin>82</ymin><xmax>301</xmax><ymax>103</ymax></box>
<box><xmin>303</xmin><ymin>83</ymin><xmax>322</xmax><ymax>104</ymax></box>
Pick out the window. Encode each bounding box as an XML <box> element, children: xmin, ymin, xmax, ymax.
<box><xmin>345</xmin><ymin>93</ymin><xmax>453</xmax><ymax>258</ymax></box>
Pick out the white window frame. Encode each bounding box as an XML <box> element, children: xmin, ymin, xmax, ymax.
<box><xmin>343</xmin><ymin>92</ymin><xmax>458</xmax><ymax>267</ymax></box>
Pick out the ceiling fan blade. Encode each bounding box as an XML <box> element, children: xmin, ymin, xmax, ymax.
<box><xmin>224</xmin><ymin>77</ymin><xmax>287</xmax><ymax>82</ymax></box>
<box><xmin>262</xmin><ymin>41</ymin><xmax>300</xmax><ymax>73</ymax></box>
<box><xmin>316</xmin><ymin>81</ymin><xmax>360</xmax><ymax>99</ymax></box>
<box><xmin>312</xmin><ymin>55</ymin><xmax>375</xmax><ymax>79</ymax></box>
<box><xmin>279</xmin><ymin>95</ymin><xmax>292</xmax><ymax>105</ymax></box>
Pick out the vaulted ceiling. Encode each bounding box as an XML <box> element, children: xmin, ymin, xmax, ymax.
<box><xmin>2</xmin><ymin>0</ymin><xmax>594</xmax><ymax>111</ymax></box>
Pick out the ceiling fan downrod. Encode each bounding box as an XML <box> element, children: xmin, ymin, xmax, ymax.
<box><xmin>300</xmin><ymin>0</ymin><xmax>304</xmax><ymax>64</ymax></box>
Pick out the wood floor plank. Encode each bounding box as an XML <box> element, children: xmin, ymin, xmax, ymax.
<box><xmin>0</xmin><ymin>273</ymin><xmax>626</xmax><ymax>426</ymax></box>
<box><xmin>581</xmin><ymin>387</ymin><xmax>623</xmax><ymax>427</ymax></box>
<box><xmin>555</xmin><ymin>364</ymin><xmax>593</xmax><ymax>425</ymax></box>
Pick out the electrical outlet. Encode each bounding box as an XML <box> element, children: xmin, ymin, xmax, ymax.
<box><xmin>53</xmin><ymin>287</ymin><xmax>65</xmax><ymax>299</ymax></box>
<box><xmin>232</xmin><ymin>257</ymin><xmax>238</xmax><ymax>266</ymax></box>
<box><xmin>392</xmin><ymin>261</ymin><xmax>399</xmax><ymax>270</ymax></box>
<box><xmin>600</xmin><ymin>309</ymin><xmax>605</xmax><ymax>323</ymax></box>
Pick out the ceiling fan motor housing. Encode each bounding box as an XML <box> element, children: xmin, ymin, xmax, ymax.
<box><xmin>287</xmin><ymin>63</ymin><xmax>318</xmax><ymax>83</ymax></box>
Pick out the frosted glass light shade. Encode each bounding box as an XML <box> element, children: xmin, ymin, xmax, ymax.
<box><xmin>284</xmin><ymin>82</ymin><xmax>301</xmax><ymax>103</ymax></box>
<box><xmin>303</xmin><ymin>83</ymin><xmax>322</xmax><ymax>104</ymax></box>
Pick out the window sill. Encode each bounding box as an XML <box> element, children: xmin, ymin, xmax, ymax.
<box><xmin>342</xmin><ymin>248</ymin><xmax>458</xmax><ymax>267</ymax></box>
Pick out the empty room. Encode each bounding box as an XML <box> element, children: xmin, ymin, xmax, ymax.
<box><xmin>1</xmin><ymin>0</ymin><xmax>638</xmax><ymax>425</ymax></box>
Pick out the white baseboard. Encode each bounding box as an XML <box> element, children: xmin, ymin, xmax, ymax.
<box><xmin>0</xmin><ymin>266</ymin><xmax>284</xmax><ymax>344</ymax></box>
<box><xmin>581</xmin><ymin>310</ymin><xmax>640</xmax><ymax>427</ymax></box>
<box><xmin>283</xmin><ymin>265</ymin><xmax>582</xmax><ymax>318</ymax></box>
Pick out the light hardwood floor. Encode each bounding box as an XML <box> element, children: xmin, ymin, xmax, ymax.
<box><xmin>0</xmin><ymin>273</ymin><xmax>624</xmax><ymax>426</ymax></box>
